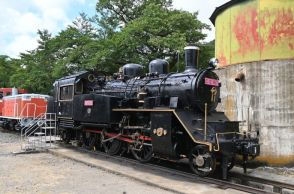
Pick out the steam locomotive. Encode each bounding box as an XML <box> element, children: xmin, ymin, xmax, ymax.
<box><xmin>53</xmin><ymin>46</ymin><xmax>260</xmax><ymax>179</ymax></box>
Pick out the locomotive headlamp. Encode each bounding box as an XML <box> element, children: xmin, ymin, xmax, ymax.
<box><xmin>208</xmin><ymin>58</ymin><xmax>218</xmax><ymax>69</ymax></box>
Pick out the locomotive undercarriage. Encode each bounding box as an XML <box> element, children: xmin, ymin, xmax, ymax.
<box><xmin>97</xmin><ymin>112</ymin><xmax>154</xmax><ymax>162</ymax></box>
<box><xmin>59</xmin><ymin>113</ymin><xmax>154</xmax><ymax>162</ymax></box>
<box><xmin>58</xmin><ymin>109</ymin><xmax>252</xmax><ymax>179</ymax></box>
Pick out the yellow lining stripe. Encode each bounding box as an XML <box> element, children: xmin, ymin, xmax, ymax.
<box><xmin>112</xmin><ymin>108</ymin><xmax>213</xmax><ymax>151</ymax></box>
<box><xmin>112</xmin><ymin>108</ymin><xmax>174</xmax><ymax>112</ymax></box>
<box><xmin>172</xmin><ymin>111</ymin><xmax>212</xmax><ymax>151</ymax></box>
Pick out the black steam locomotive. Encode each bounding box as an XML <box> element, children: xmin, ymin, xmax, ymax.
<box><xmin>53</xmin><ymin>46</ymin><xmax>260</xmax><ymax>179</ymax></box>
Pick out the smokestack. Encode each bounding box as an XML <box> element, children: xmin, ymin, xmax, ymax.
<box><xmin>184</xmin><ymin>46</ymin><xmax>200</xmax><ymax>73</ymax></box>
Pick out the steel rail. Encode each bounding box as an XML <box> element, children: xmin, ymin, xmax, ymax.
<box><xmin>229</xmin><ymin>171</ymin><xmax>294</xmax><ymax>192</ymax></box>
<box><xmin>60</xmin><ymin>144</ymin><xmax>270</xmax><ymax>194</ymax></box>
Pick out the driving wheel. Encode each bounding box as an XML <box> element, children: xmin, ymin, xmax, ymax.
<box><xmin>189</xmin><ymin>145</ymin><xmax>216</xmax><ymax>177</ymax></box>
<box><xmin>101</xmin><ymin>132</ymin><xmax>122</xmax><ymax>155</ymax></box>
<box><xmin>130</xmin><ymin>140</ymin><xmax>153</xmax><ymax>163</ymax></box>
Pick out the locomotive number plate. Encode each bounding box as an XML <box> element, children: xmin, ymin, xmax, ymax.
<box><xmin>84</xmin><ymin>100</ymin><xmax>94</xmax><ymax>106</ymax></box>
<box><xmin>205</xmin><ymin>78</ymin><xmax>219</xmax><ymax>87</ymax></box>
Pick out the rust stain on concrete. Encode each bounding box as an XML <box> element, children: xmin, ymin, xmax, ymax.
<box><xmin>256</xmin><ymin>155</ymin><xmax>294</xmax><ymax>166</ymax></box>
<box><xmin>215</xmin><ymin>59</ymin><xmax>294</xmax><ymax>166</ymax></box>
<box><xmin>215</xmin><ymin>0</ymin><xmax>294</xmax><ymax>66</ymax></box>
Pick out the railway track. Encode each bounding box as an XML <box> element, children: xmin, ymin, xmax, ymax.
<box><xmin>1</xmin><ymin>127</ymin><xmax>292</xmax><ymax>194</ymax></box>
<box><xmin>229</xmin><ymin>171</ymin><xmax>294</xmax><ymax>193</ymax></box>
<box><xmin>58</xmin><ymin>143</ymin><xmax>294</xmax><ymax>194</ymax></box>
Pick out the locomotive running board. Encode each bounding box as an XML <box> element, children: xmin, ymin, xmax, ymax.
<box><xmin>112</xmin><ymin>108</ymin><xmax>174</xmax><ymax>112</ymax></box>
<box><xmin>112</xmin><ymin>108</ymin><xmax>212</xmax><ymax>151</ymax></box>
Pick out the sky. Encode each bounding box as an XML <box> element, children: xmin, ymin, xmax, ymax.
<box><xmin>0</xmin><ymin>0</ymin><xmax>229</xmax><ymax>58</ymax></box>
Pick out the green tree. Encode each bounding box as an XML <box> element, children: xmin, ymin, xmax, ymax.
<box><xmin>95</xmin><ymin>0</ymin><xmax>172</xmax><ymax>38</ymax></box>
<box><xmin>50</xmin><ymin>14</ymin><xmax>101</xmax><ymax>78</ymax></box>
<box><xmin>5</xmin><ymin>1</ymin><xmax>214</xmax><ymax>94</ymax></box>
<box><xmin>0</xmin><ymin>55</ymin><xmax>13</xmax><ymax>87</ymax></box>
<box><xmin>198</xmin><ymin>40</ymin><xmax>215</xmax><ymax>69</ymax></box>
<box><xmin>10</xmin><ymin>30</ymin><xmax>55</xmax><ymax>93</ymax></box>
<box><xmin>94</xmin><ymin>1</ymin><xmax>210</xmax><ymax>71</ymax></box>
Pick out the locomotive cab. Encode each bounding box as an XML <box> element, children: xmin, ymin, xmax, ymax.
<box><xmin>53</xmin><ymin>71</ymin><xmax>100</xmax><ymax>126</ymax></box>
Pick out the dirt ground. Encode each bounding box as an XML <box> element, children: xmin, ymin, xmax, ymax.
<box><xmin>1</xmin><ymin>128</ymin><xmax>293</xmax><ymax>194</ymax></box>
<box><xmin>0</xmin><ymin>129</ymin><xmax>174</xmax><ymax>194</ymax></box>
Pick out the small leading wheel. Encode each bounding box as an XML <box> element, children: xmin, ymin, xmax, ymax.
<box><xmin>130</xmin><ymin>142</ymin><xmax>153</xmax><ymax>163</ymax></box>
<box><xmin>61</xmin><ymin>130</ymin><xmax>71</xmax><ymax>144</ymax></box>
<box><xmin>101</xmin><ymin>132</ymin><xmax>122</xmax><ymax>155</ymax></box>
<box><xmin>189</xmin><ymin>145</ymin><xmax>216</xmax><ymax>177</ymax></box>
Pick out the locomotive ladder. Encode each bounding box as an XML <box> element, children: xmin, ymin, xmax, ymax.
<box><xmin>20</xmin><ymin>113</ymin><xmax>60</xmax><ymax>151</ymax></box>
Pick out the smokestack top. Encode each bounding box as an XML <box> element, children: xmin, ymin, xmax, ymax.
<box><xmin>184</xmin><ymin>46</ymin><xmax>200</xmax><ymax>50</ymax></box>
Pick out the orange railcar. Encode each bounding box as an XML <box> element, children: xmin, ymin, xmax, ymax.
<box><xmin>2</xmin><ymin>94</ymin><xmax>49</xmax><ymax>119</ymax></box>
<box><xmin>0</xmin><ymin>99</ymin><xmax>3</xmax><ymax>116</ymax></box>
<box><xmin>0</xmin><ymin>88</ymin><xmax>28</xmax><ymax>117</ymax></box>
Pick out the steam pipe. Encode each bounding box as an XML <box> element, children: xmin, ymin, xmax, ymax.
<box><xmin>204</xmin><ymin>103</ymin><xmax>207</xmax><ymax>141</ymax></box>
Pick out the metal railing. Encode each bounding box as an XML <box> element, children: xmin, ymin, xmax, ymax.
<box><xmin>20</xmin><ymin>113</ymin><xmax>58</xmax><ymax>151</ymax></box>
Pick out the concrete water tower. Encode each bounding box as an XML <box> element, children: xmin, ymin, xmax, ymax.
<box><xmin>210</xmin><ymin>0</ymin><xmax>294</xmax><ymax>165</ymax></box>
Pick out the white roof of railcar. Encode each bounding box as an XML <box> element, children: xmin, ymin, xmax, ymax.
<box><xmin>3</xmin><ymin>94</ymin><xmax>50</xmax><ymax>100</ymax></box>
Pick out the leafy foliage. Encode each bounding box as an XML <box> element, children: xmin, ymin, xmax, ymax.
<box><xmin>0</xmin><ymin>55</ymin><xmax>14</xmax><ymax>87</ymax></box>
<box><xmin>198</xmin><ymin>40</ymin><xmax>215</xmax><ymax>69</ymax></box>
<box><xmin>1</xmin><ymin>1</ymin><xmax>215</xmax><ymax>93</ymax></box>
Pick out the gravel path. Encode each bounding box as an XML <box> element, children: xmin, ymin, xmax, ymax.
<box><xmin>0</xmin><ymin>129</ymin><xmax>174</xmax><ymax>194</ymax></box>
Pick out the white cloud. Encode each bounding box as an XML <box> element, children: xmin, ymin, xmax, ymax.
<box><xmin>5</xmin><ymin>35</ymin><xmax>39</xmax><ymax>58</ymax></box>
<box><xmin>77</xmin><ymin>0</ymin><xmax>86</xmax><ymax>4</ymax></box>
<box><xmin>14</xmin><ymin>12</ymin><xmax>42</xmax><ymax>34</ymax></box>
<box><xmin>0</xmin><ymin>0</ymin><xmax>229</xmax><ymax>57</ymax></box>
<box><xmin>0</xmin><ymin>0</ymin><xmax>85</xmax><ymax>58</ymax></box>
<box><xmin>172</xmin><ymin>0</ymin><xmax>230</xmax><ymax>41</ymax></box>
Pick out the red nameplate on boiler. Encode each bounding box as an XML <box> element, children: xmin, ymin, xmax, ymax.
<box><xmin>84</xmin><ymin>100</ymin><xmax>94</xmax><ymax>106</ymax></box>
<box><xmin>204</xmin><ymin>78</ymin><xmax>219</xmax><ymax>86</ymax></box>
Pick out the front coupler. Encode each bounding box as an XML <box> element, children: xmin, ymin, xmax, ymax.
<box><xmin>234</xmin><ymin>136</ymin><xmax>260</xmax><ymax>173</ymax></box>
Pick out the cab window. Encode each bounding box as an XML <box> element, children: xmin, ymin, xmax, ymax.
<box><xmin>59</xmin><ymin>85</ymin><xmax>73</xmax><ymax>100</ymax></box>
<box><xmin>75</xmin><ymin>80</ymin><xmax>83</xmax><ymax>94</ymax></box>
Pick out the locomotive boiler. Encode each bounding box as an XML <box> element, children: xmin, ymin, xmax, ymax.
<box><xmin>53</xmin><ymin>46</ymin><xmax>260</xmax><ymax>179</ymax></box>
